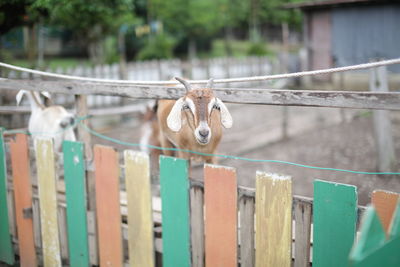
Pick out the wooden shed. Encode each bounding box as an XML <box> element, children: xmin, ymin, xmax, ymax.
<box><xmin>286</xmin><ymin>0</ymin><xmax>400</xmax><ymax>81</ymax></box>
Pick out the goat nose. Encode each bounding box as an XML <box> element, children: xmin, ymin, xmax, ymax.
<box><xmin>199</xmin><ymin>129</ymin><xmax>209</xmax><ymax>138</ymax></box>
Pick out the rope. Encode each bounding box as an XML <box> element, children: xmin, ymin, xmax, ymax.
<box><xmin>2</xmin><ymin>117</ymin><xmax>399</xmax><ymax>175</ymax></box>
<box><xmin>80</xmin><ymin>122</ymin><xmax>400</xmax><ymax>176</ymax></box>
<box><xmin>1</xmin><ymin>58</ymin><xmax>399</xmax><ymax>85</ymax></box>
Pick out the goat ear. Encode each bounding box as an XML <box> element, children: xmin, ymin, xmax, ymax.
<box><xmin>41</xmin><ymin>91</ymin><xmax>51</xmax><ymax>99</ymax></box>
<box><xmin>167</xmin><ymin>97</ymin><xmax>185</xmax><ymax>132</ymax></box>
<box><xmin>216</xmin><ymin>98</ymin><xmax>233</xmax><ymax>129</ymax></box>
<box><xmin>16</xmin><ymin>90</ymin><xmax>27</xmax><ymax>106</ymax></box>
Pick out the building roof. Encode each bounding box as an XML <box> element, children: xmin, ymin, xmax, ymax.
<box><xmin>284</xmin><ymin>0</ymin><xmax>397</xmax><ymax>10</ymax></box>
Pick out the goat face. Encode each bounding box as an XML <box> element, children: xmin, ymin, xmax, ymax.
<box><xmin>167</xmin><ymin>77</ymin><xmax>233</xmax><ymax>145</ymax></box>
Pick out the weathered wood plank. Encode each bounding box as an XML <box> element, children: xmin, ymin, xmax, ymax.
<box><xmin>63</xmin><ymin>141</ymin><xmax>90</xmax><ymax>267</ymax></box>
<box><xmin>94</xmin><ymin>145</ymin><xmax>123</xmax><ymax>266</ymax></box>
<box><xmin>190</xmin><ymin>186</ymin><xmax>204</xmax><ymax>267</ymax></box>
<box><xmin>35</xmin><ymin>138</ymin><xmax>62</xmax><ymax>267</ymax></box>
<box><xmin>0</xmin><ymin>129</ymin><xmax>15</xmax><ymax>265</ymax></box>
<box><xmin>159</xmin><ymin>156</ymin><xmax>191</xmax><ymax>267</ymax></box>
<box><xmin>239</xmin><ymin>195</ymin><xmax>255</xmax><ymax>267</ymax></box>
<box><xmin>371</xmin><ymin>190</ymin><xmax>399</xmax><ymax>235</ymax></box>
<box><xmin>313</xmin><ymin>180</ymin><xmax>357</xmax><ymax>267</ymax></box>
<box><xmin>124</xmin><ymin>150</ymin><xmax>154</xmax><ymax>267</ymax></box>
<box><xmin>204</xmin><ymin>164</ymin><xmax>237</xmax><ymax>267</ymax></box>
<box><xmin>255</xmin><ymin>172</ymin><xmax>292</xmax><ymax>267</ymax></box>
<box><xmin>10</xmin><ymin>134</ymin><xmax>37</xmax><ymax>267</ymax></box>
<box><xmin>294</xmin><ymin>200</ymin><xmax>312</xmax><ymax>267</ymax></box>
<box><xmin>370</xmin><ymin>66</ymin><xmax>397</xmax><ymax>171</ymax></box>
<box><xmin>1</xmin><ymin>79</ymin><xmax>400</xmax><ymax>110</ymax></box>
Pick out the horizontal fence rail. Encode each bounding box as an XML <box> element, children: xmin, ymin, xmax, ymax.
<box><xmin>1</xmin><ymin>79</ymin><xmax>400</xmax><ymax>110</ymax></box>
<box><xmin>2</xmin><ymin>132</ymin><xmax>398</xmax><ymax>267</ymax></box>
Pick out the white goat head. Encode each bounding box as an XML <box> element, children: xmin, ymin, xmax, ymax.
<box><xmin>16</xmin><ymin>90</ymin><xmax>76</xmax><ymax>152</ymax></box>
<box><xmin>167</xmin><ymin>77</ymin><xmax>232</xmax><ymax>145</ymax></box>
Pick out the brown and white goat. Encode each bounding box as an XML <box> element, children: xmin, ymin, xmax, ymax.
<box><xmin>156</xmin><ymin>77</ymin><xmax>232</xmax><ymax>164</ymax></box>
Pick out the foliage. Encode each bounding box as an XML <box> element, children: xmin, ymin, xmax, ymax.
<box><xmin>136</xmin><ymin>34</ymin><xmax>176</xmax><ymax>60</ymax></box>
<box><xmin>247</xmin><ymin>42</ymin><xmax>270</xmax><ymax>56</ymax></box>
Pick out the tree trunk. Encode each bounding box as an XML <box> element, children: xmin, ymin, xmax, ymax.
<box><xmin>224</xmin><ymin>26</ymin><xmax>233</xmax><ymax>56</ymax></box>
<box><xmin>27</xmin><ymin>24</ymin><xmax>37</xmax><ymax>69</ymax></box>
<box><xmin>188</xmin><ymin>37</ymin><xmax>197</xmax><ymax>61</ymax></box>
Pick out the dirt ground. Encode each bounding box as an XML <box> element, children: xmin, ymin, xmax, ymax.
<box><xmin>91</xmin><ymin>104</ymin><xmax>400</xmax><ymax>205</ymax></box>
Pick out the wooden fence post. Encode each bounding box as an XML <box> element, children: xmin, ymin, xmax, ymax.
<box><xmin>204</xmin><ymin>164</ymin><xmax>237</xmax><ymax>267</ymax></box>
<box><xmin>369</xmin><ymin>66</ymin><xmax>397</xmax><ymax>172</ymax></box>
<box><xmin>63</xmin><ymin>141</ymin><xmax>90</xmax><ymax>267</ymax></box>
<box><xmin>124</xmin><ymin>151</ymin><xmax>155</xmax><ymax>267</ymax></box>
<box><xmin>94</xmin><ymin>145</ymin><xmax>123</xmax><ymax>267</ymax></box>
<box><xmin>160</xmin><ymin>156</ymin><xmax>191</xmax><ymax>267</ymax></box>
<box><xmin>190</xmin><ymin>185</ymin><xmax>205</xmax><ymax>267</ymax></box>
<box><xmin>35</xmin><ymin>138</ymin><xmax>62</xmax><ymax>267</ymax></box>
<box><xmin>10</xmin><ymin>134</ymin><xmax>37</xmax><ymax>267</ymax></box>
<box><xmin>239</xmin><ymin>194</ymin><xmax>255</xmax><ymax>267</ymax></box>
<box><xmin>313</xmin><ymin>180</ymin><xmax>357</xmax><ymax>267</ymax></box>
<box><xmin>0</xmin><ymin>129</ymin><xmax>15</xmax><ymax>265</ymax></box>
<box><xmin>255</xmin><ymin>172</ymin><xmax>292</xmax><ymax>267</ymax></box>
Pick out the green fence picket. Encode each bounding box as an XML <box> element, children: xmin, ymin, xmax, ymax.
<box><xmin>160</xmin><ymin>156</ymin><xmax>191</xmax><ymax>267</ymax></box>
<box><xmin>63</xmin><ymin>141</ymin><xmax>90</xmax><ymax>267</ymax></box>
<box><xmin>349</xmin><ymin>206</ymin><xmax>400</xmax><ymax>267</ymax></box>
<box><xmin>0</xmin><ymin>129</ymin><xmax>15</xmax><ymax>265</ymax></box>
<box><xmin>313</xmin><ymin>180</ymin><xmax>358</xmax><ymax>267</ymax></box>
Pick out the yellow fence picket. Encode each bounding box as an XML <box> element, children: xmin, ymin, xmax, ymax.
<box><xmin>124</xmin><ymin>151</ymin><xmax>155</xmax><ymax>267</ymax></box>
<box><xmin>255</xmin><ymin>172</ymin><xmax>292</xmax><ymax>267</ymax></box>
<box><xmin>35</xmin><ymin>138</ymin><xmax>61</xmax><ymax>267</ymax></box>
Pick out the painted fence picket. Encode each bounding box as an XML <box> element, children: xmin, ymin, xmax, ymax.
<box><xmin>94</xmin><ymin>145</ymin><xmax>123</xmax><ymax>266</ymax></box>
<box><xmin>10</xmin><ymin>134</ymin><xmax>37</xmax><ymax>267</ymax></box>
<box><xmin>204</xmin><ymin>164</ymin><xmax>237</xmax><ymax>267</ymax></box>
<box><xmin>0</xmin><ymin>129</ymin><xmax>14</xmax><ymax>265</ymax></box>
<box><xmin>63</xmin><ymin>141</ymin><xmax>90</xmax><ymax>267</ymax></box>
<box><xmin>313</xmin><ymin>180</ymin><xmax>358</xmax><ymax>267</ymax></box>
<box><xmin>255</xmin><ymin>172</ymin><xmax>292</xmax><ymax>267</ymax></box>
<box><xmin>349</xmin><ymin>205</ymin><xmax>400</xmax><ymax>267</ymax></box>
<box><xmin>124</xmin><ymin>150</ymin><xmax>155</xmax><ymax>267</ymax></box>
<box><xmin>371</xmin><ymin>190</ymin><xmax>399</xmax><ymax>234</ymax></box>
<box><xmin>35</xmin><ymin>138</ymin><xmax>62</xmax><ymax>266</ymax></box>
<box><xmin>159</xmin><ymin>156</ymin><xmax>191</xmax><ymax>267</ymax></box>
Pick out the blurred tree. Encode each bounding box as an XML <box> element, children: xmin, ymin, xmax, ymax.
<box><xmin>152</xmin><ymin>0</ymin><xmax>226</xmax><ymax>59</ymax></box>
<box><xmin>0</xmin><ymin>0</ymin><xmax>48</xmax><ymax>66</ymax></box>
<box><xmin>33</xmin><ymin>0</ymin><xmax>137</xmax><ymax>64</ymax></box>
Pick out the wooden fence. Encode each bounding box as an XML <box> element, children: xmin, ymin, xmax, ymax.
<box><xmin>0</xmin><ymin>131</ymin><xmax>399</xmax><ymax>266</ymax></box>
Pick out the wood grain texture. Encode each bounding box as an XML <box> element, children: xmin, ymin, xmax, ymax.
<box><xmin>239</xmin><ymin>195</ymin><xmax>255</xmax><ymax>267</ymax></box>
<box><xmin>255</xmin><ymin>172</ymin><xmax>292</xmax><ymax>267</ymax></box>
<box><xmin>94</xmin><ymin>145</ymin><xmax>123</xmax><ymax>267</ymax></box>
<box><xmin>35</xmin><ymin>138</ymin><xmax>62</xmax><ymax>267</ymax></box>
<box><xmin>124</xmin><ymin>150</ymin><xmax>154</xmax><ymax>267</ymax></box>
<box><xmin>371</xmin><ymin>190</ymin><xmax>399</xmax><ymax>235</ymax></box>
<box><xmin>2</xmin><ymin>79</ymin><xmax>400</xmax><ymax>110</ymax></box>
<box><xmin>204</xmin><ymin>164</ymin><xmax>237</xmax><ymax>267</ymax></box>
<box><xmin>63</xmin><ymin>141</ymin><xmax>90</xmax><ymax>267</ymax></box>
<box><xmin>190</xmin><ymin>186</ymin><xmax>204</xmax><ymax>267</ymax></box>
<box><xmin>159</xmin><ymin>156</ymin><xmax>191</xmax><ymax>267</ymax></box>
<box><xmin>313</xmin><ymin>180</ymin><xmax>357</xmax><ymax>267</ymax></box>
<box><xmin>294</xmin><ymin>200</ymin><xmax>312</xmax><ymax>267</ymax></box>
<box><xmin>0</xmin><ymin>129</ymin><xmax>15</xmax><ymax>265</ymax></box>
<box><xmin>10</xmin><ymin>134</ymin><xmax>37</xmax><ymax>267</ymax></box>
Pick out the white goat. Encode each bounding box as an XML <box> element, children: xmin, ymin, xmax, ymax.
<box><xmin>16</xmin><ymin>90</ymin><xmax>76</xmax><ymax>152</ymax></box>
<box><xmin>157</xmin><ymin>77</ymin><xmax>232</xmax><ymax>164</ymax></box>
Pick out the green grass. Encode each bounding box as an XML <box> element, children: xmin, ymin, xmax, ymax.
<box><xmin>210</xmin><ymin>39</ymin><xmax>275</xmax><ymax>58</ymax></box>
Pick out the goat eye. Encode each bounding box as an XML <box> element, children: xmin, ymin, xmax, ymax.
<box><xmin>182</xmin><ymin>103</ymin><xmax>190</xmax><ymax>110</ymax></box>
